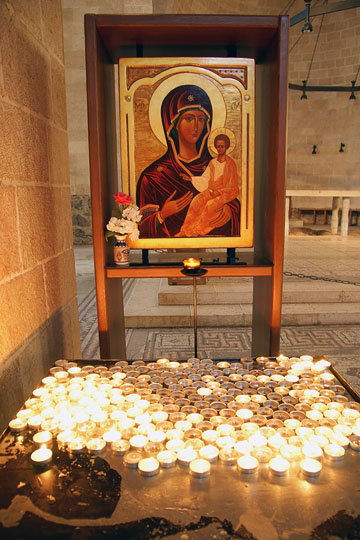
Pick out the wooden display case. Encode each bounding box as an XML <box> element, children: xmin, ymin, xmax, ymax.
<box><xmin>84</xmin><ymin>14</ymin><xmax>288</xmax><ymax>359</ymax></box>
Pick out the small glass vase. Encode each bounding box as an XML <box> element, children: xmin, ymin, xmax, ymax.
<box><xmin>113</xmin><ymin>236</ymin><xmax>130</xmax><ymax>266</ymax></box>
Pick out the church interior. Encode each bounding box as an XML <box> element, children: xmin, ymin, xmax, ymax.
<box><xmin>1</xmin><ymin>1</ymin><xmax>359</xmax><ymax>538</ymax></box>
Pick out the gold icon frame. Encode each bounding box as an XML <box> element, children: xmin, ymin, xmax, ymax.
<box><xmin>118</xmin><ymin>57</ymin><xmax>255</xmax><ymax>249</ymax></box>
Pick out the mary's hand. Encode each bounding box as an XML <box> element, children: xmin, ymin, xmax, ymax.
<box><xmin>209</xmin><ymin>205</ymin><xmax>232</xmax><ymax>229</ymax></box>
<box><xmin>160</xmin><ymin>190</ymin><xmax>193</xmax><ymax>220</ymax></box>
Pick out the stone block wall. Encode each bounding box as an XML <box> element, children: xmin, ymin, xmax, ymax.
<box><xmin>287</xmin><ymin>5</ymin><xmax>360</xmax><ymax>193</ymax></box>
<box><xmin>0</xmin><ymin>0</ymin><xmax>81</xmax><ymax>433</ymax></box>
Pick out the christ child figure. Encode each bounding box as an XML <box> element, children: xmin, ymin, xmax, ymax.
<box><xmin>176</xmin><ymin>133</ymin><xmax>239</xmax><ymax>237</ymax></box>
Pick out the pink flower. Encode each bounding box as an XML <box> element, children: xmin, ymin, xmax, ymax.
<box><xmin>114</xmin><ymin>192</ymin><xmax>133</xmax><ymax>205</ymax></box>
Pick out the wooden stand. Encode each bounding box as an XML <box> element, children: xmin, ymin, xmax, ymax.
<box><xmin>85</xmin><ymin>14</ymin><xmax>288</xmax><ymax>359</ymax></box>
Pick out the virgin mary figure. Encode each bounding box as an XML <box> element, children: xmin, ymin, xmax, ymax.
<box><xmin>136</xmin><ymin>84</ymin><xmax>240</xmax><ymax>238</ymax></box>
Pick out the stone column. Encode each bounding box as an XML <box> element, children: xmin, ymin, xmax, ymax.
<box><xmin>341</xmin><ymin>197</ymin><xmax>350</xmax><ymax>236</ymax></box>
<box><xmin>331</xmin><ymin>197</ymin><xmax>341</xmax><ymax>234</ymax></box>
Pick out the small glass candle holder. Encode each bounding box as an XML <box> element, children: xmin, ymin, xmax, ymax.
<box><xmin>87</xmin><ymin>438</ymin><xmax>106</xmax><ymax>455</ymax></box>
<box><xmin>111</xmin><ymin>439</ymin><xmax>130</xmax><ymax>456</ymax></box>
<box><xmin>123</xmin><ymin>451</ymin><xmax>143</xmax><ymax>468</ymax></box>
<box><xmin>182</xmin><ymin>258</ymin><xmax>201</xmax><ymax>273</ymax></box>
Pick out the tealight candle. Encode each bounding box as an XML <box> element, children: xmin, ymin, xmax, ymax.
<box><xmin>269</xmin><ymin>456</ymin><xmax>290</xmax><ymax>476</ymax></box>
<box><xmin>177</xmin><ymin>447</ymin><xmax>198</xmax><ymax>466</ymax></box>
<box><xmin>302</xmin><ymin>443</ymin><xmax>323</xmax><ymax>460</ymax></box>
<box><xmin>189</xmin><ymin>458</ymin><xmax>211</xmax><ymax>478</ymax></box>
<box><xmin>148</xmin><ymin>430</ymin><xmax>167</xmax><ymax>444</ymax></box>
<box><xmin>202</xmin><ymin>430</ymin><xmax>218</xmax><ymax>444</ymax></box>
<box><xmin>237</xmin><ymin>455</ymin><xmax>259</xmax><ymax>474</ymax></box>
<box><xmin>187</xmin><ymin>413</ymin><xmax>204</xmax><ymax>425</ymax></box>
<box><xmin>57</xmin><ymin>430</ymin><xmax>76</xmax><ymax>449</ymax></box>
<box><xmin>219</xmin><ymin>447</ymin><xmax>238</xmax><ymax>466</ymax></box>
<box><xmin>349</xmin><ymin>435</ymin><xmax>360</xmax><ymax>452</ymax></box>
<box><xmin>111</xmin><ymin>439</ymin><xmax>130</xmax><ymax>455</ymax></box>
<box><xmin>199</xmin><ymin>444</ymin><xmax>219</xmax><ymax>462</ymax></box>
<box><xmin>300</xmin><ymin>457</ymin><xmax>322</xmax><ymax>477</ymax></box>
<box><xmin>27</xmin><ymin>415</ymin><xmax>43</xmax><ymax>430</ymax></box>
<box><xmin>130</xmin><ymin>434</ymin><xmax>148</xmax><ymax>450</ymax></box>
<box><xmin>8</xmin><ymin>418</ymin><xmax>27</xmax><ymax>432</ymax></box>
<box><xmin>166</xmin><ymin>438</ymin><xmax>185</xmax><ymax>452</ymax></box>
<box><xmin>87</xmin><ymin>438</ymin><xmax>106</xmax><ymax>455</ymax></box>
<box><xmin>324</xmin><ymin>443</ymin><xmax>345</xmax><ymax>461</ymax></box>
<box><xmin>68</xmin><ymin>437</ymin><xmax>86</xmax><ymax>454</ymax></box>
<box><xmin>138</xmin><ymin>457</ymin><xmax>160</xmax><ymax>477</ymax></box>
<box><xmin>33</xmin><ymin>430</ymin><xmax>52</xmax><ymax>447</ymax></box>
<box><xmin>157</xmin><ymin>450</ymin><xmax>177</xmax><ymax>468</ymax></box>
<box><xmin>333</xmin><ymin>424</ymin><xmax>352</xmax><ymax>437</ymax></box>
<box><xmin>252</xmin><ymin>446</ymin><xmax>272</xmax><ymax>463</ymax></box>
<box><xmin>183</xmin><ymin>258</ymin><xmax>201</xmax><ymax>271</ymax></box>
<box><xmin>280</xmin><ymin>444</ymin><xmax>301</xmax><ymax>461</ymax></box>
<box><xmin>151</xmin><ymin>410</ymin><xmax>169</xmax><ymax>424</ymax></box>
<box><xmin>31</xmin><ymin>447</ymin><xmax>52</xmax><ymax>466</ymax></box>
<box><xmin>123</xmin><ymin>451</ymin><xmax>143</xmax><ymax>468</ymax></box>
<box><xmin>103</xmin><ymin>429</ymin><xmax>122</xmax><ymax>444</ymax></box>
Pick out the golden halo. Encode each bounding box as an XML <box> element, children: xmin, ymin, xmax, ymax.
<box><xmin>208</xmin><ymin>127</ymin><xmax>237</xmax><ymax>156</ymax></box>
<box><xmin>149</xmin><ymin>73</ymin><xmax>226</xmax><ymax>147</ymax></box>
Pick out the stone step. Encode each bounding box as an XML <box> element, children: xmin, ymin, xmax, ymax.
<box><xmin>124</xmin><ymin>278</ymin><xmax>360</xmax><ymax>328</ymax></box>
<box><xmin>158</xmin><ymin>278</ymin><xmax>360</xmax><ymax>305</ymax></box>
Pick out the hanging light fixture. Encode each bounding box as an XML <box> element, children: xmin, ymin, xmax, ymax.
<box><xmin>302</xmin><ymin>1</ymin><xmax>313</xmax><ymax>33</ymax></box>
<box><xmin>349</xmin><ymin>81</ymin><xmax>356</xmax><ymax>100</ymax></box>
<box><xmin>301</xmin><ymin>80</ymin><xmax>308</xmax><ymax>99</ymax></box>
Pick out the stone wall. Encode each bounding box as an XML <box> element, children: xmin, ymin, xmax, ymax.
<box><xmin>287</xmin><ymin>5</ymin><xmax>360</xmax><ymax>192</ymax></box>
<box><xmin>63</xmin><ymin>0</ymin><xmax>360</xmax><ymax>243</ymax></box>
<box><xmin>0</xmin><ymin>0</ymin><xmax>81</xmax><ymax>433</ymax></box>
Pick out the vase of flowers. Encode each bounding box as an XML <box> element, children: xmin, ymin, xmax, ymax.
<box><xmin>105</xmin><ymin>192</ymin><xmax>142</xmax><ymax>266</ymax></box>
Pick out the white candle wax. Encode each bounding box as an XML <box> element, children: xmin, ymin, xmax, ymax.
<box><xmin>111</xmin><ymin>439</ymin><xmax>130</xmax><ymax>455</ymax></box>
<box><xmin>199</xmin><ymin>444</ymin><xmax>219</xmax><ymax>462</ymax></box>
<box><xmin>31</xmin><ymin>447</ymin><xmax>52</xmax><ymax>465</ymax></box>
<box><xmin>33</xmin><ymin>430</ymin><xmax>52</xmax><ymax>447</ymax></box>
<box><xmin>103</xmin><ymin>430</ymin><xmax>122</xmax><ymax>444</ymax></box>
<box><xmin>123</xmin><ymin>451</ymin><xmax>143</xmax><ymax>468</ymax></box>
<box><xmin>177</xmin><ymin>447</ymin><xmax>198</xmax><ymax>466</ymax></box>
<box><xmin>189</xmin><ymin>458</ymin><xmax>211</xmax><ymax>478</ymax></box>
<box><xmin>27</xmin><ymin>415</ymin><xmax>43</xmax><ymax>430</ymax></box>
<box><xmin>68</xmin><ymin>437</ymin><xmax>86</xmax><ymax>454</ymax></box>
<box><xmin>157</xmin><ymin>450</ymin><xmax>177</xmax><ymax>468</ymax></box>
<box><xmin>324</xmin><ymin>443</ymin><xmax>345</xmax><ymax>461</ymax></box>
<box><xmin>237</xmin><ymin>455</ymin><xmax>259</xmax><ymax>474</ymax></box>
<box><xmin>138</xmin><ymin>457</ymin><xmax>160</xmax><ymax>476</ymax></box>
<box><xmin>269</xmin><ymin>456</ymin><xmax>290</xmax><ymax>476</ymax></box>
<box><xmin>201</xmin><ymin>430</ymin><xmax>218</xmax><ymax>444</ymax></box>
<box><xmin>130</xmin><ymin>434</ymin><xmax>148</xmax><ymax>450</ymax></box>
<box><xmin>8</xmin><ymin>418</ymin><xmax>27</xmax><ymax>432</ymax></box>
<box><xmin>302</xmin><ymin>443</ymin><xmax>323</xmax><ymax>460</ymax></box>
<box><xmin>57</xmin><ymin>430</ymin><xmax>76</xmax><ymax>448</ymax></box>
<box><xmin>301</xmin><ymin>457</ymin><xmax>322</xmax><ymax>477</ymax></box>
<box><xmin>166</xmin><ymin>438</ymin><xmax>185</xmax><ymax>452</ymax></box>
